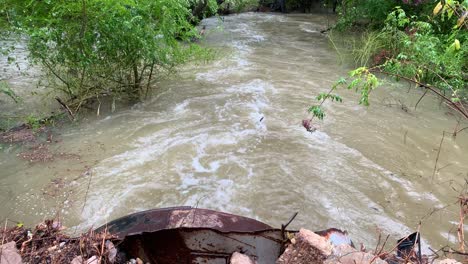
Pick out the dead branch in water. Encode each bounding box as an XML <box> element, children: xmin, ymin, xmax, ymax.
<box><xmin>432</xmin><ymin>131</ymin><xmax>446</xmax><ymax>182</ymax></box>
<box><xmin>414</xmin><ymin>89</ymin><xmax>429</xmax><ymax>110</ymax></box>
<box><xmin>81</xmin><ymin>169</ymin><xmax>94</xmax><ymax>215</ymax></box>
<box><xmin>55</xmin><ymin>97</ymin><xmax>75</xmax><ymax>121</ymax></box>
<box><xmin>457</xmin><ymin>181</ymin><xmax>467</xmax><ymax>253</ymax></box>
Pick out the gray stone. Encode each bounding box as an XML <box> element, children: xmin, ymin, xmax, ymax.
<box><xmin>0</xmin><ymin>242</ymin><xmax>22</xmax><ymax>264</ymax></box>
<box><xmin>325</xmin><ymin>244</ymin><xmax>387</xmax><ymax>264</ymax></box>
<box><xmin>105</xmin><ymin>240</ymin><xmax>117</xmax><ymax>263</ymax></box>
<box><xmin>230</xmin><ymin>252</ymin><xmax>256</xmax><ymax>264</ymax></box>
<box><xmin>86</xmin><ymin>256</ymin><xmax>98</xmax><ymax>264</ymax></box>
<box><xmin>70</xmin><ymin>256</ymin><xmax>83</xmax><ymax>264</ymax></box>
<box><xmin>435</xmin><ymin>259</ymin><xmax>462</xmax><ymax>264</ymax></box>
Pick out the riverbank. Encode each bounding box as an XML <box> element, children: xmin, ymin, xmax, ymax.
<box><xmin>0</xmin><ymin>215</ymin><xmax>465</xmax><ymax>264</ymax></box>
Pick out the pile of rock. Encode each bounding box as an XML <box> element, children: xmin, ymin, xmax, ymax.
<box><xmin>228</xmin><ymin>228</ymin><xmax>463</xmax><ymax>264</ymax></box>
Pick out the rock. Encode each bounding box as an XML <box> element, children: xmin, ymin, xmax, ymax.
<box><xmin>86</xmin><ymin>256</ymin><xmax>98</xmax><ymax>264</ymax></box>
<box><xmin>325</xmin><ymin>244</ymin><xmax>387</xmax><ymax>264</ymax></box>
<box><xmin>230</xmin><ymin>252</ymin><xmax>256</xmax><ymax>264</ymax></box>
<box><xmin>129</xmin><ymin>259</ymin><xmax>136</xmax><ymax>264</ymax></box>
<box><xmin>52</xmin><ymin>220</ymin><xmax>62</xmax><ymax>230</ymax></box>
<box><xmin>435</xmin><ymin>259</ymin><xmax>463</xmax><ymax>264</ymax></box>
<box><xmin>70</xmin><ymin>256</ymin><xmax>83</xmax><ymax>264</ymax></box>
<box><xmin>105</xmin><ymin>240</ymin><xmax>117</xmax><ymax>263</ymax></box>
<box><xmin>47</xmin><ymin>245</ymin><xmax>57</xmax><ymax>252</ymax></box>
<box><xmin>0</xmin><ymin>242</ymin><xmax>22</xmax><ymax>264</ymax></box>
<box><xmin>136</xmin><ymin>258</ymin><xmax>143</xmax><ymax>264</ymax></box>
<box><xmin>277</xmin><ymin>228</ymin><xmax>333</xmax><ymax>264</ymax></box>
<box><xmin>59</xmin><ymin>242</ymin><xmax>66</xmax><ymax>248</ymax></box>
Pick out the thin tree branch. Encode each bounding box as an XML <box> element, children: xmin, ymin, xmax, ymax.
<box><xmin>432</xmin><ymin>131</ymin><xmax>446</xmax><ymax>182</ymax></box>
<box><xmin>414</xmin><ymin>89</ymin><xmax>428</xmax><ymax>110</ymax></box>
<box><xmin>370</xmin><ymin>69</ymin><xmax>468</xmax><ymax>120</ymax></box>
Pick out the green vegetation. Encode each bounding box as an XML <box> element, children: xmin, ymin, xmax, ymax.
<box><xmin>0</xmin><ymin>0</ymin><xmax>264</xmax><ymax>127</ymax></box>
<box><xmin>0</xmin><ymin>0</ymin><xmax>208</xmax><ymax>130</ymax></box>
<box><xmin>3</xmin><ymin>0</ymin><xmax>212</xmax><ymax>115</ymax></box>
<box><xmin>220</xmin><ymin>0</ymin><xmax>260</xmax><ymax>13</ymax></box>
<box><xmin>308</xmin><ymin>0</ymin><xmax>468</xmax><ymax>126</ymax></box>
<box><xmin>0</xmin><ymin>81</ymin><xmax>19</xmax><ymax>103</ymax></box>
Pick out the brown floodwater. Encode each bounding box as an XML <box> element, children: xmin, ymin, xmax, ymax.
<box><xmin>1</xmin><ymin>13</ymin><xmax>467</xmax><ymax>251</ymax></box>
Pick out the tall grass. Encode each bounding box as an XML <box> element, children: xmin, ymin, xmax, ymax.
<box><xmin>352</xmin><ymin>31</ymin><xmax>388</xmax><ymax>67</ymax></box>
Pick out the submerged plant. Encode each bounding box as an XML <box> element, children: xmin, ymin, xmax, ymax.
<box><xmin>0</xmin><ymin>81</ymin><xmax>19</xmax><ymax>103</ymax></box>
<box><xmin>304</xmin><ymin>68</ymin><xmax>379</xmax><ymax>131</ymax></box>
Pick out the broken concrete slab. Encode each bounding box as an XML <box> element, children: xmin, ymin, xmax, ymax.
<box><xmin>277</xmin><ymin>228</ymin><xmax>333</xmax><ymax>264</ymax></box>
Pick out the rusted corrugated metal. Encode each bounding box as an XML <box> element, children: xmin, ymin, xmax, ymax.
<box><xmin>97</xmin><ymin>207</ymin><xmax>273</xmax><ymax>239</ymax></box>
<box><xmin>96</xmin><ymin>207</ymin><xmax>354</xmax><ymax>264</ymax></box>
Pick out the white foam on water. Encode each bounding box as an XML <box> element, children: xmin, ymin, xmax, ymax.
<box><xmin>227</xmin><ymin>21</ymin><xmax>266</xmax><ymax>43</ymax></box>
<box><xmin>224</xmin><ymin>79</ymin><xmax>275</xmax><ymax>133</ymax></box>
<box><xmin>183</xmin><ymin>178</ymin><xmax>234</xmax><ymax>206</ymax></box>
<box><xmin>192</xmin><ymin>159</ymin><xmax>221</xmax><ymax>173</ymax></box>
<box><xmin>177</xmin><ymin>173</ymin><xmax>200</xmax><ymax>192</ymax></box>
<box><xmin>173</xmin><ymin>100</ymin><xmax>190</xmax><ymax>114</ymax></box>
<box><xmin>196</xmin><ymin>17</ymin><xmax>265</xmax><ymax>83</ymax></box>
<box><xmin>196</xmin><ymin>67</ymin><xmax>243</xmax><ymax>82</ymax></box>
<box><xmin>299</xmin><ymin>23</ymin><xmax>319</xmax><ymax>33</ymax></box>
<box><xmin>78</xmin><ymin>115</ymin><xmax>266</xmax><ymax>228</ymax></box>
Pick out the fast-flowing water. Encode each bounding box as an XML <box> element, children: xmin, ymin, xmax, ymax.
<box><xmin>1</xmin><ymin>13</ymin><xmax>467</xmax><ymax>250</ymax></box>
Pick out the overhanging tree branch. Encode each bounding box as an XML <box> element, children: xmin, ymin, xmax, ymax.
<box><xmin>370</xmin><ymin>68</ymin><xmax>468</xmax><ymax>120</ymax></box>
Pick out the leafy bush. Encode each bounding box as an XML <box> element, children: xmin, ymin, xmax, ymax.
<box><xmin>219</xmin><ymin>0</ymin><xmax>260</xmax><ymax>13</ymax></box>
<box><xmin>309</xmin><ymin>1</ymin><xmax>467</xmax><ymax>125</ymax></box>
<box><xmin>338</xmin><ymin>1</ymin><xmax>467</xmax><ymax>101</ymax></box>
<box><xmin>190</xmin><ymin>0</ymin><xmax>219</xmax><ymax>22</ymax></box>
<box><xmin>376</xmin><ymin>6</ymin><xmax>467</xmax><ymax>101</ymax></box>
<box><xmin>4</xmin><ymin>0</ymin><xmax>211</xmax><ymax>114</ymax></box>
<box><xmin>335</xmin><ymin>0</ymin><xmax>396</xmax><ymax>30</ymax></box>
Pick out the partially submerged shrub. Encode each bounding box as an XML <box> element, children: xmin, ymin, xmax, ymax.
<box><xmin>4</xmin><ymin>0</ymin><xmax>211</xmax><ymax>114</ymax></box>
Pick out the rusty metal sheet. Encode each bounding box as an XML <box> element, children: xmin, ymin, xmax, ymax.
<box><xmin>97</xmin><ymin>207</ymin><xmax>273</xmax><ymax>238</ymax></box>
<box><xmin>95</xmin><ymin>208</ymin><xmax>355</xmax><ymax>264</ymax></box>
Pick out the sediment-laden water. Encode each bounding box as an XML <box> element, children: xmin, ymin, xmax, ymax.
<box><xmin>1</xmin><ymin>13</ymin><xmax>467</xmax><ymax>250</ymax></box>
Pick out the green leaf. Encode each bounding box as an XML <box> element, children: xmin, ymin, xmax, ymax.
<box><xmin>433</xmin><ymin>2</ymin><xmax>443</xmax><ymax>15</ymax></box>
<box><xmin>308</xmin><ymin>105</ymin><xmax>325</xmax><ymax>120</ymax></box>
<box><xmin>0</xmin><ymin>82</ymin><xmax>20</xmax><ymax>103</ymax></box>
